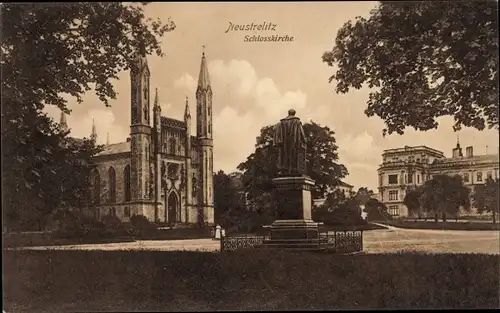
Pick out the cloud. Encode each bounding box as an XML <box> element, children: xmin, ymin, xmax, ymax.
<box><xmin>174</xmin><ymin>59</ymin><xmax>308</xmax><ymax>174</ymax></box>
<box><xmin>173</xmin><ymin>73</ymin><xmax>196</xmax><ymax>93</ymax></box>
<box><xmin>337</xmin><ymin>131</ymin><xmax>383</xmax><ymax>189</ymax></box>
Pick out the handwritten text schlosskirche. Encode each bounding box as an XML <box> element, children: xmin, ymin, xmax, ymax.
<box><xmin>225</xmin><ymin>22</ymin><xmax>294</xmax><ymax>42</ymax></box>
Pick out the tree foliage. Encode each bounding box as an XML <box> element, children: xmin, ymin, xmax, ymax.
<box><xmin>323</xmin><ymin>1</ymin><xmax>499</xmax><ymax>135</ymax></box>
<box><xmin>213</xmin><ymin>171</ymin><xmax>246</xmax><ymax>227</ymax></box>
<box><xmin>1</xmin><ymin>3</ymin><xmax>175</xmax><ymax>230</ymax></box>
<box><xmin>403</xmin><ymin>187</ymin><xmax>424</xmax><ymax>217</ymax></box>
<box><xmin>472</xmin><ymin>177</ymin><xmax>499</xmax><ymax>224</ymax></box>
<box><xmin>419</xmin><ymin>174</ymin><xmax>471</xmax><ymax>221</ymax></box>
<box><xmin>363</xmin><ymin>198</ymin><xmax>392</xmax><ymax>222</ymax></box>
<box><xmin>237</xmin><ymin>121</ymin><xmax>348</xmax><ymax>207</ymax></box>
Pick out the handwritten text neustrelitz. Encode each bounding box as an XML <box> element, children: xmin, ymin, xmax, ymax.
<box><xmin>225</xmin><ymin>22</ymin><xmax>294</xmax><ymax>42</ymax></box>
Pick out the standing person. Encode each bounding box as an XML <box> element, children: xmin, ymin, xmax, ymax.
<box><xmin>215</xmin><ymin>225</ymin><xmax>221</xmax><ymax>240</ymax></box>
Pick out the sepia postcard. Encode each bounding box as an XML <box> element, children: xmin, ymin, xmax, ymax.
<box><xmin>2</xmin><ymin>1</ymin><xmax>499</xmax><ymax>311</ymax></box>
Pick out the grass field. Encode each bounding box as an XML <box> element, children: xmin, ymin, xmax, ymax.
<box><xmin>3</xmin><ymin>250</ymin><xmax>499</xmax><ymax>311</ymax></box>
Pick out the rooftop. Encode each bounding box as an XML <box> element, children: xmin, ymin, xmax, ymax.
<box><xmin>337</xmin><ymin>181</ymin><xmax>353</xmax><ymax>188</ymax></box>
<box><xmin>95</xmin><ymin>142</ymin><xmax>130</xmax><ymax>156</ymax></box>
<box><xmin>434</xmin><ymin>153</ymin><xmax>499</xmax><ymax>165</ymax></box>
<box><xmin>383</xmin><ymin>145</ymin><xmax>445</xmax><ymax>156</ymax></box>
<box><xmin>161</xmin><ymin>116</ymin><xmax>186</xmax><ymax>129</ymax></box>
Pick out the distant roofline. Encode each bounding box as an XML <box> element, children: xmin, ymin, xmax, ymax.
<box><xmin>382</xmin><ymin>145</ymin><xmax>445</xmax><ymax>156</ymax></box>
<box><xmin>338</xmin><ymin>181</ymin><xmax>353</xmax><ymax>188</ymax></box>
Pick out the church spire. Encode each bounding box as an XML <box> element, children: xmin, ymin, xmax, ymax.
<box><xmin>60</xmin><ymin>110</ymin><xmax>68</xmax><ymax>133</ymax></box>
<box><xmin>90</xmin><ymin>118</ymin><xmax>97</xmax><ymax>142</ymax></box>
<box><xmin>153</xmin><ymin>87</ymin><xmax>160</xmax><ymax>108</ymax></box>
<box><xmin>184</xmin><ymin>96</ymin><xmax>191</xmax><ymax>120</ymax></box>
<box><xmin>197</xmin><ymin>46</ymin><xmax>211</xmax><ymax>91</ymax></box>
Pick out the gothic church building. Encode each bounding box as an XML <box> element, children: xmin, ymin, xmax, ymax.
<box><xmin>63</xmin><ymin>51</ymin><xmax>215</xmax><ymax>226</ymax></box>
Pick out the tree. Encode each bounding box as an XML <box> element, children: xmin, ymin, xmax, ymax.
<box><xmin>237</xmin><ymin>121</ymin><xmax>348</xmax><ymax>208</ymax></box>
<box><xmin>472</xmin><ymin>177</ymin><xmax>499</xmax><ymax>224</ymax></box>
<box><xmin>313</xmin><ymin>190</ymin><xmax>365</xmax><ymax>226</ymax></box>
<box><xmin>354</xmin><ymin>187</ymin><xmax>374</xmax><ymax>205</ymax></box>
<box><xmin>403</xmin><ymin>187</ymin><xmax>424</xmax><ymax>219</ymax></box>
<box><xmin>1</xmin><ymin>3</ymin><xmax>175</xmax><ymax>230</ymax></box>
<box><xmin>213</xmin><ymin>170</ymin><xmax>246</xmax><ymax>228</ymax></box>
<box><xmin>419</xmin><ymin>174</ymin><xmax>471</xmax><ymax>222</ymax></box>
<box><xmin>363</xmin><ymin>198</ymin><xmax>392</xmax><ymax>222</ymax></box>
<box><xmin>323</xmin><ymin>1</ymin><xmax>498</xmax><ymax>135</ymax></box>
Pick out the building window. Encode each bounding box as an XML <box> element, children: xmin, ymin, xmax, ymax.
<box><xmin>408</xmin><ymin>173</ymin><xmax>413</xmax><ymax>184</ymax></box>
<box><xmin>388</xmin><ymin>190</ymin><xmax>399</xmax><ymax>201</ymax></box>
<box><xmin>388</xmin><ymin>205</ymin><xmax>399</xmax><ymax>217</ymax></box>
<box><xmin>169</xmin><ymin>138</ymin><xmax>176</xmax><ymax>155</ymax></box>
<box><xmin>417</xmin><ymin>174</ymin><xmax>420</xmax><ymax>184</ymax></box>
<box><xmin>477</xmin><ymin>172</ymin><xmax>483</xmax><ymax>182</ymax></box>
<box><xmin>108</xmin><ymin>167</ymin><xmax>116</xmax><ymax>203</ymax></box>
<box><xmin>388</xmin><ymin>174</ymin><xmax>398</xmax><ymax>184</ymax></box>
<box><xmin>124</xmin><ymin>207</ymin><xmax>130</xmax><ymax>217</ymax></box>
<box><xmin>487</xmin><ymin>171</ymin><xmax>493</xmax><ymax>179</ymax></box>
<box><xmin>124</xmin><ymin>165</ymin><xmax>131</xmax><ymax>201</ymax></box>
<box><xmin>463</xmin><ymin>173</ymin><xmax>469</xmax><ymax>183</ymax></box>
<box><xmin>108</xmin><ymin>207</ymin><xmax>116</xmax><ymax>216</ymax></box>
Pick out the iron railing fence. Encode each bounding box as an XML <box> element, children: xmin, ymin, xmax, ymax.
<box><xmin>220</xmin><ymin>230</ymin><xmax>363</xmax><ymax>253</ymax></box>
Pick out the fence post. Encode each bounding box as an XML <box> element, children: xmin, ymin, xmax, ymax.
<box><xmin>220</xmin><ymin>236</ymin><xmax>224</xmax><ymax>252</ymax></box>
<box><xmin>361</xmin><ymin>230</ymin><xmax>363</xmax><ymax>251</ymax></box>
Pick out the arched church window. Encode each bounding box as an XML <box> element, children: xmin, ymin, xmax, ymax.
<box><xmin>108</xmin><ymin>167</ymin><xmax>116</xmax><ymax>203</ymax></box>
<box><xmin>208</xmin><ymin>123</ymin><xmax>212</xmax><ymax>134</ymax></box>
<box><xmin>208</xmin><ymin>106</ymin><xmax>211</xmax><ymax>116</ymax></box>
<box><xmin>170</xmin><ymin>138</ymin><xmax>176</xmax><ymax>155</ymax></box>
<box><xmin>124</xmin><ymin>165</ymin><xmax>131</xmax><ymax>202</ymax></box>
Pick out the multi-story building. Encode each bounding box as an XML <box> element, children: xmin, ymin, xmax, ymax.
<box><xmin>377</xmin><ymin>142</ymin><xmax>499</xmax><ymax>217</ymax></box>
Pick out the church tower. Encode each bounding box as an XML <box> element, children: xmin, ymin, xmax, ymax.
<box><xmin>153</xmin><ymin>88</ymin><xmax>162</xmax><ymax>222</ymax></box>
<box><xmin>90</xmin><ymin>118</ymin><xmax>97</xmax><ymax>142</ymax></box>
<box><xmin>130</xmin><ymin>43</ymin><xmax>152</xmax><ymax>214</ymax></box>
<box><xmin>60</xmin><ymin>111</ymin><xmax>68</xmax><ymax>133</ymax></box>
<box><xmin>196</xmin><ymin>50</ymin><xmax>214</xmax><ymax>226</ymax></box>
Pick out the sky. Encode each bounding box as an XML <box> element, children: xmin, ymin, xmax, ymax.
<box><xmin>44</xmin><ymin>2</ymin><xmax>499</xmax><ymax>192</ymax></box>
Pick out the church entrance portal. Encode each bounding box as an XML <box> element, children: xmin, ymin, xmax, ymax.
<box><xmin>167</xmin><ymin>191</ymin><xmax>179</xmax><ymax>225</ymax></box>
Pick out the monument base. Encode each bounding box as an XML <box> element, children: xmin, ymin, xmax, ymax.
<box><xmin>260</xmin><ymin>175</ymin><xmax>324</xmax><ymax>250</ymax></box>
<box><xmin>260</xmin><ymin>219</ymin><xmax>323</xmax><ymax>251</ymax></box>
<box><xmin>270</xmin><ymin>219</ymin><xmax>319</xmax><ymax>239</ymax></box>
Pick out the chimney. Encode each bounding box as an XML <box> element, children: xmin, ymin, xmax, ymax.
<box><xmin>126</xmin><ymin>137</ymin><xmax>131</xmax><ymax>142</ymax></box>
<box><xmin>466</xmin><ymin>146</ymin><xmax>473</xmax><ymax>157</ymax></box>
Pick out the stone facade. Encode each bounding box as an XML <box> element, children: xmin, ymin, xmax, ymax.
<box><xmin>69</xmin><ymin>51</ymin><xmax>215</xmax><ymax>226</ymax></box>
<box><xmin>378</xmin><ymin>143</ymin><xmax>499</xmax><ymax>217</ymax></box>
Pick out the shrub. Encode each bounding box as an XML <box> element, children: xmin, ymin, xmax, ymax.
<box><xmin>364</xmin><ymin>199</ymin><xmax>393</xmax><ymax>222</ymax></box>
<box><xmin>130</xmin><ymin>214</ymin><xmax>157</xmax><ymax>235</ymax></box>
<box><xmin>315</xmin><ymin>199</ymin><xmax>366</xmax><ymax>226</ymax></box>
<box><xmin>52</xmin><ymin>210</ymin><xmax>108</xmax><ymax>239</ymax></box>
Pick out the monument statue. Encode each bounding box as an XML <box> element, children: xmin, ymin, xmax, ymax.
<box><xmin>273</xmin><ymin>109</ymin><xmax>307</xmax><ymax>175</ymax></box>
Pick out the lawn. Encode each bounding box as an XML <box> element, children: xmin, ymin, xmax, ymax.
<box><xmin>384</xmin><ymin>220</ymin><xmax>500</xmax><ymax>231</ymax></box>
<box><xmin>3</xmin><ymin>250</ymin><xmax>498</xmax><ymax>311</ymax></box>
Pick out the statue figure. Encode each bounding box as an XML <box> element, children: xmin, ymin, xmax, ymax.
<box><xmin>273</xmin><ymin>109</ymin><xmax>307</xmax><ymax>175</ymax></box>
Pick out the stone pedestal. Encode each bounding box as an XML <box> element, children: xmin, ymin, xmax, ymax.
<box><xmin>261</xmin><ymin>176</ymin><xmax>322</xmax><ymax>250</ymax></box>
